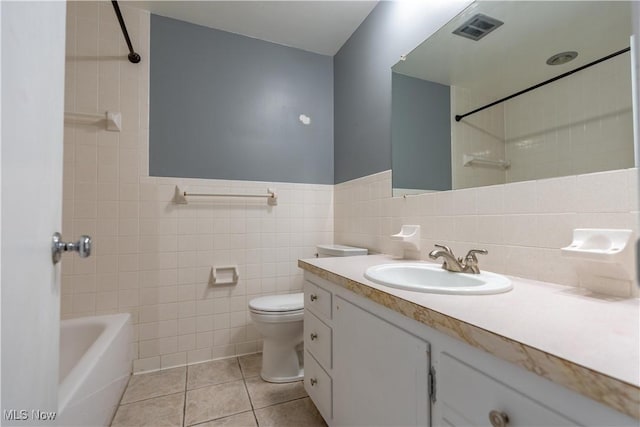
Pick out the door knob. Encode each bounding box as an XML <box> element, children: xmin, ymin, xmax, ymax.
<box><xmin>489</xmin><ymin>410</ymin><xmax>509</xmax><ymax>427</ymax></box>
<box><xmin>52</xmin><ymin>232</ymin><xmax>92</xmax><ymax>265</ymax></box>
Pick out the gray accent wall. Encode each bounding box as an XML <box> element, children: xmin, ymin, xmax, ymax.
<box><xmin>392</xmin><ymin>73</ymin><xmax>451</xmax><ymax>191</ymax></box>
<box><xmin>333</xmin><ymin>1</ymin><xmax>470</xmax><ymax>183</ymax></box>
<box><xmin>150</xmin><ymin>15</ymin><xmax>334</xmax><ymax>184</ymax></box>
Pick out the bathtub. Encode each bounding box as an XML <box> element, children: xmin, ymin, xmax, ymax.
<box><xmin>56</xmin><ymin>313</ymin><xmax>132</xmax><ymax>427</ymax></box>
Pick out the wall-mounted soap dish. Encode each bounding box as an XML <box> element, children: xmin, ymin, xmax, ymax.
<box><xmin>391</xmin><ymin>225</ymin><xmax>420</xmax><ymax>259</ymax></box>
<box><xmin>561</xmin><ymin>229</ymin><xmax>635</xmax><ymax>297</ymax></box>
<box><xmin>561</xmin><ymin>229</ymin><xmax>632</xmax><ymax>262</ymax></box>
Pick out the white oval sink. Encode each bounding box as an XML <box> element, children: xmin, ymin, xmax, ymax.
<box><xmin>364</xmin><ymin>263</ymin><xmax>512</xmax><ymax>295</ymax></box>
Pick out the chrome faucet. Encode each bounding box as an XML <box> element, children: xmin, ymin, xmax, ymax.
<box><xmin>428</xmin><ymin>244</ymin><xmax>488</xmax><ymax>274</ymax></box>
<box><xmin>429</xmin><ymin>244</ymin><xmax>465</xmax><ymax>272</ymax></box>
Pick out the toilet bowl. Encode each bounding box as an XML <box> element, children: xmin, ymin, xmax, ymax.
<box><xmin>249</xmin><ymin>293</ymin><xmax>304</xmax><ymax>383</ymax></box>
<box><xmin>249</xmin><ymin>245</ymin><xmax>367</xmax><ymax>383</ymax></box>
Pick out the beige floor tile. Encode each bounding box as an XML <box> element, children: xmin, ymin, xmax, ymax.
<box><xmin>111</xmin><ymin>392</ymin><xmax>184</xmax><ymax>427</ymax></box>
<box><xmin>254</xmin><ymin>397</ymin><xmax>327</xmax><ymax>427</ymax></box>
<box><xmin>192</xmin><ymin>411</ymin><xmax>257</xmax><ymax>427</ymax></box>
<box><xmin>121</xmin><ymin>367</ymin><xmax>186</xmax><ymax>404</ymax></box>
<box><xmin>187</xmin><ymin>358</ymin><xmax>243</xmax><ymax>390</ymax></box>
<box><xmin>185</xmin><ymin>380</ymin><xmax>252</xmax><ymax>426</ymax></box>
<box><xmin>238</xmin><ymin>353</ymin><xmax>262</xmax><ymax>378</ymax></box>
<box><xmin>245</xmin><ymin>376</ymin><xmax>307</xmax><ymax>409</ymax></box>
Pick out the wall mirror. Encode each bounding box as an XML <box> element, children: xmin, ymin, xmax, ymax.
<box><xmin>391</xmin><ymin>1</ymin><xmax>635</xmax><ymax>196</ymax></box>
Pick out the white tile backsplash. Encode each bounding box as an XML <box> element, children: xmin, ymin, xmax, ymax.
<box><xmin>503</xmin><ymin>181</ymin><xmax>538</xmax><ymax>214</ymax></box>
<box><xmin>575</xmin><ymin>169</ymin><xmax>630</xmax><ymax>213</ymax></box>
<box><xmin>335</xmin><ymin>169</ymin><xmax>638</xmax><ymax>289</ymax></box>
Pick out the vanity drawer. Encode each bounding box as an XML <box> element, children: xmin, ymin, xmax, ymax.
<box><xmin>305</xmin><ymin>350</ymin><xmax>332</xmax><ymax>421</ymax></box>
<box><xmin>304</xmin><ymin>280</ymin><xmax>332</xmax><ymax>320</ymax></box>
<box><xmin>439</xmin><ymin>353</ymin><xmax>576</xmax><ymax>426</ymax></box>
<box><xmin>304</xmin><ymin>310</ymin><xmax>332</xmax><ymax>369</ymax></box>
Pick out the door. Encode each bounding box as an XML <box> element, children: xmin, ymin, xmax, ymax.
<box><xmin>333</xmin><ymin>296</ymin><xmax>430</xmax><ymax>426</ymax></box>
<box><xmin>436</xmin><ymin>354</ymin><xmax>576</xmax><ymax>426</ymax></box>
<box><xmin>1</xmin><ymin>1</ymin><xmax>67</xmax><ymax>422</ymax></box>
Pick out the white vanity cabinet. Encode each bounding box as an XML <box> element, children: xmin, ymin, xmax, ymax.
<box><xmin>304</xmin><ymin>278</ymin><xmax>430</xmax><ymax>426</ymax></box>
<box><xmin>302</xmin><ymin>271</ymin><xmax>638</xmax><ymax>427</ymax></box>
<box><xmin>332</xmin><ymin>296</ymin><xmax>430</xmax><ymax>426</ymax></box>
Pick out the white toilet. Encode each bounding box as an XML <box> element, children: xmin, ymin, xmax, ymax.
<box><xmin>249</xmin><ymin>244</ymin><xmax>367</xmax><ymax>383</ymax></box>
<box><xmin>249</xmin><ymin>293</ymin><xmax>305</xmax><ymax>383</ymax></box>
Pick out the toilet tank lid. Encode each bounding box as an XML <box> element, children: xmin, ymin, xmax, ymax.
<box><xmin>249</xmin><ymin>293</ymin><xmax>304</xmax><ymax>312</ymax></box>
<box><xmin>317</xmin><ymin>244</ymin><xmax>368</xmax><ymax>257</ymax></box>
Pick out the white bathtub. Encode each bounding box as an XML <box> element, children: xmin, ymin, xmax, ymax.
<box><xmin>56</xmin><ymin>314</ymin><xmax>132</xmax><ymax>427</ymax></box>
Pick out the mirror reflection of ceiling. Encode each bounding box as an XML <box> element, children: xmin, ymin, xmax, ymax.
<box><xmin>392</xmin><ymin>1</ymin><xmax>632</xmax><ymax>100</ymax></box>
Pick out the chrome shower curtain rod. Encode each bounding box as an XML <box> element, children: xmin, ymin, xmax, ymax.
<box><xmin>454</xmin><ymin>46</ymin><xmax>630</xmax><ymax>122</ymax></box>
<box><xmin>111</xmin><ymin>0</ymin><xmax>141</xmax><ymax>64</ymax></box>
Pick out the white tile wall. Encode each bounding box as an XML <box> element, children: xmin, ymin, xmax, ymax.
<box><xmin>451</xmin><ymin>86</ymin><xmax>507</xmax><ymax>189</ymax></box>
<box><xmin>335</xmin><ymin>169</ymin><xmax>638</xmax><ymax>291</ymax></box>
<box><xmin>450</xmin><ymin>52</ymin><xmax>633</xmax><ymax>187</ymax></box>
<box><xmin>505</xmin><ymin>52</ymin><xmax>634</xmax><ymax>182</ymax></box>
<box><xmin>62</xmin><ymin>3</ymin><xmax>333</xmax><ymax>372</ymax></box>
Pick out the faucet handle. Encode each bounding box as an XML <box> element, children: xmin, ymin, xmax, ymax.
<box><xmin>463</xmin><ymin>249</ymin><xmax>488</xmax><ymax>274</ymax></box>
<box><xmin>465</xmin><ymin>249</ymin><xmax>488</xmax><ymax>259</ymax></box>
<box><xmin>434</xmin><ymin>244</ymin><xmax>454</xmax><ymax>255</ymax></box>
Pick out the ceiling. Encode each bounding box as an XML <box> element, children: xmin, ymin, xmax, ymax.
<box><xmin>129</xmin><ymin>1</ymin><xmax>378</xmax><ymax>56</ymax></box>
<box><xmin>393</xmin><ymin>1</ymin><xmax>632</xmax><ymax>100</ymax></box>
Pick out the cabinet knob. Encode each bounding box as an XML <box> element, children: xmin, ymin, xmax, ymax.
<box><xmin>309</xmin><ymin>294</ymin><xmax>318</xmax><ymax>301</ymax></box>
<box><xmin>310</xmin><ymin>333</ymin><xmax>318</xmax><ymax>341</ymax></box>
<box><xmin>489</xmin><ymin>410</ymin><xmax>509</xmax><ymax>427</ymax></box>
<box><xmin>310</xmin><ymin>378</ymin><xmax>317</xmax><ymax>386</ymax></box>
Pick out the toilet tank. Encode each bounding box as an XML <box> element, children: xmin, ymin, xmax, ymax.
<box><xmin>316</xmin><ymin>244</ymin><xmax>368</xmax><ymax>258</ymax></box>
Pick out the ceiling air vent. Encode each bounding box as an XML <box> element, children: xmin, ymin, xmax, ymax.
<box><xmin>452</xmin><ymin>13</ymin><xmax>504</xmax><ymax>41</ymax></box>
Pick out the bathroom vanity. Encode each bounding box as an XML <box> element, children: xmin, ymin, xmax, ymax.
<box><xmin>299</xmin><ymin>255</ymin><xmax>639</xmax><ymax>426</ymax></box>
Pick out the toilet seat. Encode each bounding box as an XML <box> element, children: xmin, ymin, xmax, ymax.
<box><xmin>249</xmin><ymin>293</ymin><xmax>304</xmax><ymax>313</ymax></box>
<box><xmin>250</xmin><ymin>310</ymin><xmax>303</xmax><ymax>323</ymax></box>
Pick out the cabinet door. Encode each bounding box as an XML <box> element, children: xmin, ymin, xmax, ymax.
<box><xmin>333</xmin><ymin>296</ymin><xmax>430</xmax><ymax>426</ymax></box>
<box><xmin>437</xmin><ymin>354</ymin><xmax>576</xmax><ymax>426</ymax></box>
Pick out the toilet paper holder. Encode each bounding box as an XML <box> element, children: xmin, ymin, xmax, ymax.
<box><xmin>209</xmin><ymin>265</ymin><xmax>239</xmax><ymax>286</ymax></box>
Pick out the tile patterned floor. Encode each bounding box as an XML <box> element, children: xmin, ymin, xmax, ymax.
<box><xmin>111</xmin><ymin>354</ymin><xmax>327</xmax><ymax>427</ymax></box>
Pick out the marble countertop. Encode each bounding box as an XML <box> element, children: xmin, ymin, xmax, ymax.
<box><xmin>298</xmin><ymin>254</ymin><xmax>640</xmax><ymax>420</ymax></box>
